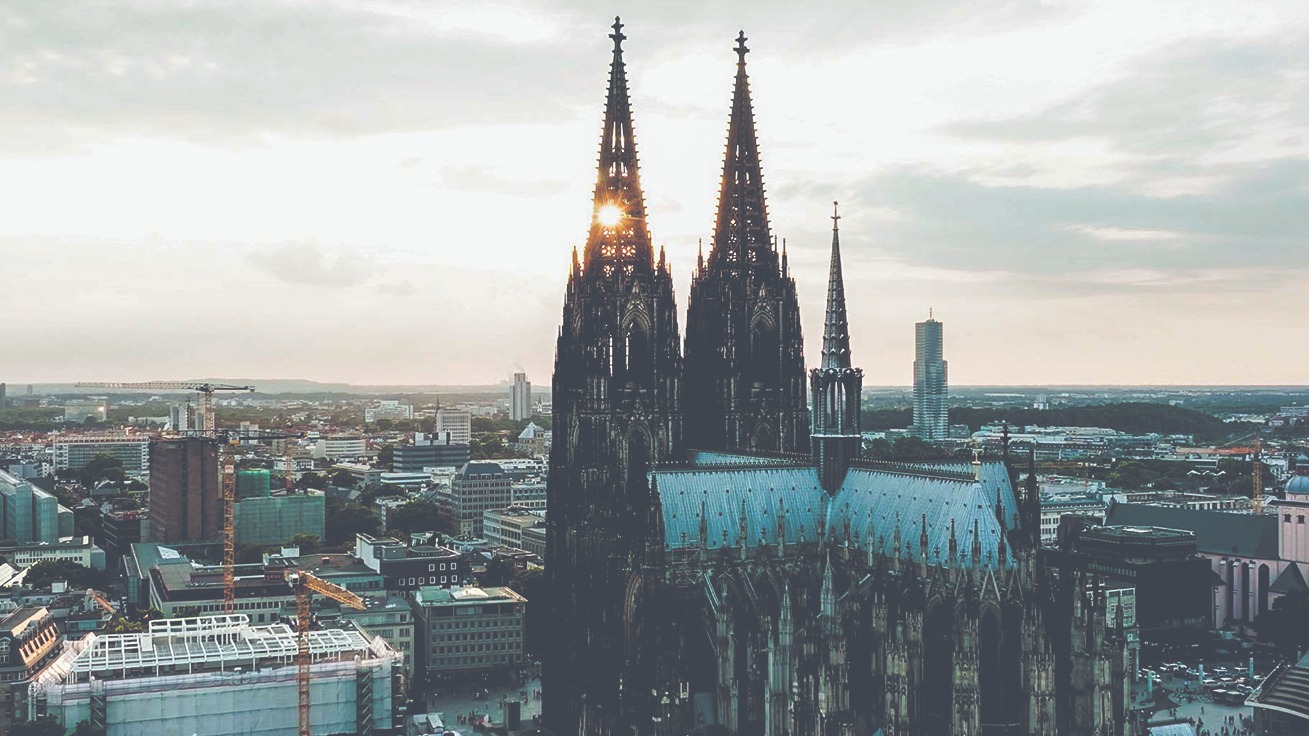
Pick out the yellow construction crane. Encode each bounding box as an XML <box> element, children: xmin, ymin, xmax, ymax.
<box><xmin>73</xmin><ymin>381</ymin><xmax>254</xmax><ymax>433</ymax></box>
<box><xmin>287</xmin><ymin>571</ymin><xmax>366</xmax><ymax>736</ymax></box>
<box><xmin>1219</xmin><ymin>433</ymin><xmax>1267</xmax><ymax>514</ymax></box>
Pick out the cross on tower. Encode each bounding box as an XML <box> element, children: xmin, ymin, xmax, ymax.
<box><xmin>610</xmin><ymin>16</ymin><xmax>625</xmax><ymax>50</ymax></box>
<box><xmin>831</xmin><ymin>201</ymin><xmax>841</xmax><ymax>228</ymax></box>
<box><xmin>735</xmin><ymin>31</ymin><xmax>749</xmax><ymax>62</ymax></box>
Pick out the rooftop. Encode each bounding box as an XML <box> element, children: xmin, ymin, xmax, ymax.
<box><xmin>413</xmin><ymin>585</ymin><xmax>526</xmax><ymax>607</ymax></box>
<box><xmin>1104</xmin><ymin>503</ymin><xmax>1278</xmax><ymax>558</ymax></box>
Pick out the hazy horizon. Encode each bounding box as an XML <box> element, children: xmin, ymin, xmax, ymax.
<box><xmin>2</xmin><ymin>1</ymin><xmax>1307</xmax><ymax>386</ymax></box>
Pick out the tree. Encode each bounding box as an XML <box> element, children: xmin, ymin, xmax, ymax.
<box><xmin>1254</xmin><ymin>590</ymin><xmax>1309</xmax><ymax>655</ymax></box>
<box><xmin>11</xmin><ymin>716</ymin><xmax>65</xmax><ymax>736</ymax></box>
<box><xmin>479</xmin><ymin>557</ymin><xmax>517</xmax><ymax>587</ymax></box>
<box><xmin>23</xmin><ymin>559</ymin><xmax>109</xmax><ymax>591</ymax></box>
<box><xmin>291</xmin><ymin>533</ymin><xmax>321</xmax><ymax>555</ymax></box>
<box><xmin>79</xmin><ymin>453</ymin><xmax>126</xmax><ymax>488</ymax></box>
<box><xmin>298</xmin><ymin>471</ymin><xmax>329</xmax><ymax>490</ymax></box>
<box><xmin>375</xmin><ymin>443</ymin><xmax>395</xmax><ymax>469</ymax></box>
<box><xmin>386</xmin><ymin>500</ymin><xmax>444</xmax><ymax>537</ymax></box>
<box><xmin>328</xmin><ymin>469</ymin><xmax>356</xmax><ymax>489</ymax></box>
<box><xmin>324</xmin><ymin>498</ymin><xmax>380</xmax><ymax>547</ymax></box>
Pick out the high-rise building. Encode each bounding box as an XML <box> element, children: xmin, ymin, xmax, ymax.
<box><xmin>147</xmin><ymin>436</ymin><xmax>221</xmax><ymax>542</ymax></box>
<box><xmin>509</xmin><ymin>372</ymin><xmax>532</xmax><ymax>421</ymax></box>
<box><xmin>168</xmin><ymin>402</ymin><xmax>192</xmax><ymax>431</ymax></box>
<box><xmin>0</xmin><ymin>382</ymin><xmax>6</xmax><ymax>408</ymax></box>
<box><xmin>912</xmin><ymin>312</ymin><xmax>949</xmax><ymax>440</ymax></box>
<box><xmin>434</xmin><ymin>409</ymin><xmax>472</xmax><ymax>445</ymax></box>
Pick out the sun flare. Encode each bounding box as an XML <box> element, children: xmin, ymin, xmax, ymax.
<box><xmin>596</xmin><ymin>204</ymin><xmax>623</xmax><ymax>227</ymax></box>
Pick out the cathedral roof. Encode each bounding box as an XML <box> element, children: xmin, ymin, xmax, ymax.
<box><xmin>654</xmin><ymin>460</ymin><xmax>1016</xmax><ymax>569</ymax></box>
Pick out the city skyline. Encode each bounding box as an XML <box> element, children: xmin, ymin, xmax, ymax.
<box><xmin>2</xmin><ymin>1</ymin><xmax>1308</xmax><ymax>386</ymax></box>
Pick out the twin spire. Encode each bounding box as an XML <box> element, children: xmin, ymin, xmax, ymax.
<box><xmin>584</xmin><ymin>17</ymin><xmax>653</xmax><ymax>273</ymax></box>
<box><xmin>582</xmin><ymin>20</ymin><xmax>856</xmax><ymax>378</ymax></box>
<box><xmin>708</xmin><ymin>30</ymin><xmax>774</xmax><ymax>270</ymax></box>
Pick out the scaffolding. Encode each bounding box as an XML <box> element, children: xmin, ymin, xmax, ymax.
<box><xmin>31</xmin><ymin>615</ymin><xmax>401</xmax><ymax>736</ymax></box>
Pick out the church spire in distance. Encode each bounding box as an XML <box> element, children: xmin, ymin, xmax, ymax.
<box><xmin>709</xmin><ymin>30</ymin><xmax>774</xmax><ymax>270</ymax></box>
<box><xmin>584</xmin><ymin>17</ymin><xmax>653</xmax><ymax>274</ymax></box>
<box><xmin>821</xmin><ymin>202</ymin><xmax>852</xmax><ymax>370</ymax></box>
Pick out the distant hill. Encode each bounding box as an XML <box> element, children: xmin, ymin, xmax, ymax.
<box><xmin>862</xmin><ymin>402</ymin><xmax>1237</xmax><ymax>442</ymax></box>
<box><xmin>34</xmin><ymin>379</ymin><xmax>507</xmax><ymax>396</ymax></box>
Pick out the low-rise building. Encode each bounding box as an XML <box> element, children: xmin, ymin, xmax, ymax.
<box><xmin>355</xmin><ymin>533</ymin><xmax>463</xmax><ymax>592</ymax></box>
<box><xmin>0</xmin><ymin>607</ymin><xmax>63</xmax><ymax>730</ymax></box>
<box><xmin>0</xmin><ymin>536</ymin><xmax>106</xmax><ymax>569</ymax></box>
<box><xmin>392</xmin><ymin>433</ymin><xmax>470</xmax><ymax>472</ymax></box>
<box><xmin>53</xmin><ymin>435</ymin><xmax>151</xmax><ymax>473</ymax></box>
<box><xmin>1040</xmin><ymin>492</ymin><xmax>1106</xmax><ymax>544</ymax></box>
<box><xmin>483</xmin><ymin>506</ymin><xmax>545</xmax><ymax>552</ymax></box>
<box><xmin>412</xmin><ymin>585</ymin><xmax>526</xmax><ymax>680</ymax></box>
<box><xmin>323</xmin><ymin>594</ymin><xmax>417</xmax><ymax>675</ymax></box>
<box><xmin>314</xmin><ymin>435</ymin><xmax>368</xmax><ymax>461</ymax></box>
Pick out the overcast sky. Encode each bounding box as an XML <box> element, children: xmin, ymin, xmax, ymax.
<box><xmin>2</xmin><ymin>0</ymin><xmax>1306</xmax><ymax>387</ymax></box>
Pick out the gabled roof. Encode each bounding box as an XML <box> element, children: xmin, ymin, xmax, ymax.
<box><xmin>1104</xmin><ymin>503</ymin><xmax>1278</xmax><ymax>559</ymax></box>
<box><xmin>1270</xmin><ymin>563</ymin><xmax>1308</xmax><ymax>595</ymax></box>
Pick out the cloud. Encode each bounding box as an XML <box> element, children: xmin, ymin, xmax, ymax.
<box><xmin>247</xmin><ymin>241</ymin><xmax>378</xmax><ymax>287</ymax></box>
<box><xmin>440</xmin><ymin>166</ymin><xmax>569</xmax><ymax>197</ymax></box>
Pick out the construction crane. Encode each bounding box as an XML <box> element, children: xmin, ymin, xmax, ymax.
<box><xmin>1218</xmin><ymin>433</ymin><xmax>1267</xmax><ymax>514</ymax></box>
<box><xmin>287</xmin><ymin>571</ymin><xmax>367</xmax><ymax>736</ymax></box>
<box><xmin>73</xmin><ymin>381</ymin><xmax>254</xmax><ymax>433</ymax></box>
<box><xmin>215</xmin><ymin>429</ymin><xmax>302</xmax><ymax>612</ymax></box>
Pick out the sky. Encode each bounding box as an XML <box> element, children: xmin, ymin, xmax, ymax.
<box><xmin>1</xmin><ymin>0</ymin><xmax>1307</xmax><ymax>387</ymax></box>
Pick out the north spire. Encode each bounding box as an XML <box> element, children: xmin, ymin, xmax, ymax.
<box><xmin>584</xmin><ymin>16</ymin><xmax>653</xmax><ymax>274</ymax></box>
<box><xmin>821</xmin><ymin>202</ymin><xmax>852</xmax><ymax>370</ymax></box>
<box><xmin>709</xmin><ymin>30</ymin><xmax>774</xmax><ymax>270</ymax></box>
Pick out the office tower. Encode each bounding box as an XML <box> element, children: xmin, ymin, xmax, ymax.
<box><xmin>0</xmin><ymin>382</ymin><xmax>6</xmax><ymax>408</ymax></box>
<box><xmin>434</xmin><ymin>409</ymin><xmax>472</xmax><ymax>445</ymax></box>
<box><xmin>509</xmin><ymin>372</ymin><xmax>532</xmax><ymax>421</ymax></box>
<box><xmin>913</xmin><ymin>312</ymin><xmax>949</xmax><ymax>440</ymax></box>
<box><xmin>147</xmin><ymin>436</ymin><xmax>221</xmax><ymax>542</ymax></box>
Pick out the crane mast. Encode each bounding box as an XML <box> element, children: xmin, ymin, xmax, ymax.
<box><xmin>288</xmin><ymin>571</ymin><xmax>366</xmax><ymax>736</ymax></box>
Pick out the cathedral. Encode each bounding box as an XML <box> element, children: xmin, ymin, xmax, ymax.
<box><xmin>544</xmin><ymin>19</ymin><xmax>1132</xmax><ymax>736</ymax></box>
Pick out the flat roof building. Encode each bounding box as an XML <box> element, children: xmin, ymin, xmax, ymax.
<box><xmin>412</xmin><ymin>585</ymin><xmax>526</xmax><ymax>681</ymax></box>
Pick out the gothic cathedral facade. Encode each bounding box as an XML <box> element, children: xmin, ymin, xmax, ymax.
<box><xmin>545</xmin><ymin>19</ymin><xmax>1131</xmax><ymax>736</ymax></box>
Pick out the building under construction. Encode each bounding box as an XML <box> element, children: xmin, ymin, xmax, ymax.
<box><xmin>31</xmin><ymin>614</ymin><xmax>403</xmax><ymax>736</ymax></box>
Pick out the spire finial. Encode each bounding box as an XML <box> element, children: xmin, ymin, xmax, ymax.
<box><xmin>735</xmin><ymin>31</ymin><xmax>749</xmax><ymax>63</ymax></box>
<box><xmin>610</xmin><ymin>17</ymin><xmax>625</xmax><ymax>51</ymax></box>
<box><xmin>831</xmin><ymin>201</ymin><xmax>840</xmax><ymax>230</ymax></box>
